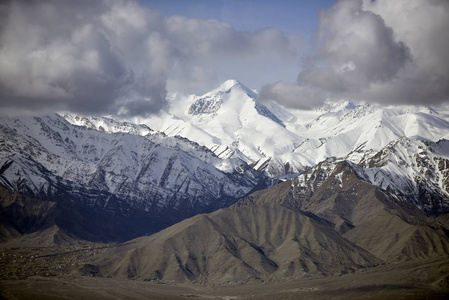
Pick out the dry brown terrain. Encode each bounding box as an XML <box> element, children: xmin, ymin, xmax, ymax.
<box><xmin>86</xmin><ymin>176</ymin><xmax>449</xmax><ymax>286</ymax></box>
<box><xmin>1</xmin><ymin>257</ymin><xmax>449</xmax><ymax>300</ymax></box>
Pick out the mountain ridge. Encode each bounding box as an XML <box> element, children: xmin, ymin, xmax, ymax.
<box><xmin>0</xmin><ymin>114</ymin><xmax>266</xmax><ymax>241</ymax></box>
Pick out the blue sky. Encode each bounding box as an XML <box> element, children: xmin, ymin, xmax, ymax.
<box><xmin>140</xmin><ymin>0</ymin><xmax>336</xmax><ymax>36</ymax></box>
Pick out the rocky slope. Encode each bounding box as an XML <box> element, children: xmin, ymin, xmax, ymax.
<box><xmin>290</xmin><ymin>159</ymin><xmax>449</xmax><ymax>261</ymax></box>
<box><xmin>94</xmin><ymin>181</ymin><xmax>381</xmax><ymax>285</ymax></box>
<box><xmin>91</xmin><ymin>159</ymin><xmax>449</xmax><ymax>284</ymax></box>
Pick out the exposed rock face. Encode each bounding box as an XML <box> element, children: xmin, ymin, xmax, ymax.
<box><xmin>354</xmin><ymin>138</ymin><xmax>449</xmax><ymax>215</ymax></box>
<box><xmin>189</xmin><ymin>97</ymin><xmax>224</xmax><ymax>115</ymax></box>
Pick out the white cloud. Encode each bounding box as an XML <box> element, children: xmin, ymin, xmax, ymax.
<box><xmin>261</xmin><ymin>0</ymin><xmax>449</xmax><ymax>108</ymax></box>
<box><xmin>259</xmin><ymin>81</ymin><xmax>326</xmax><ymax>109</ymax></box>
<box><xmin>0</xmin><ymin>0</ymin><xmax>302</xmax><ymax>117</ymax></box>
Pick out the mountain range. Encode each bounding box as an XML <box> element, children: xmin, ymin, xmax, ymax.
<box><xmin>1</xmin><ymin>80</ymin><xmax>449</xmax><ymax>297</ymax></box>
<box><xmin>143</xmin><ymin>80</ymin><xmax>449</xmax><ymax>176</ymax></box>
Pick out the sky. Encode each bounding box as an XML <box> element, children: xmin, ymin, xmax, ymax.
<box><xmin>0</xmin><ymin>0</ymin><xmax>448</xmax><ymax>117</ymax></box>
<box><xmin>140</xmin><ymin>0</ymin><xmax>334</xmax><ymax>34</ymax></box>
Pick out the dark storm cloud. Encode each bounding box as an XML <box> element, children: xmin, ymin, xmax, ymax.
<box><xmin>0</xmin><ymin>0</ymin><xmax>301</xmax><ymax>117</ymax></box>
<box><xmin>261</xmin><ymin>0</ymin><xmax>449</xmax><ymax>108</ymax></box>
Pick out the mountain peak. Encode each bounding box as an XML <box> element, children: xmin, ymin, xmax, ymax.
<box><xmin>211</xmin><ymin>79</ymin><xmax>256</xmax><ymax>97</ymax></box>
<box><xmin>189</xmin><ymin>79</ymin><xmax>255</xmax><ymax>116</ymax></box>
<box><xmin>219</xmin><ymin>79</ymin><xmax>241</xmax><ymax>91</ymax></box>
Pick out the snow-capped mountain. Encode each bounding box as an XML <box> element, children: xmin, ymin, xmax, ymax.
<box><xmin>357</xmin><ymin>138</ymin><xmax>449</xmax><ymax>214</ymax></box>
<box><xmin>142</xmin><ymin>80</ymin><xmax>305</xmax><ymax>176</ymax></box>
<box><xmin>0</xmin><ymin>115</ymin><xmax>266</xmax><ymax>241</ymax></box>
<box><xmin>137</xmin><ymin>80</ymin><xmax>449</xmax><ymax>176</ymax></box>
<box><xmin>292</xmin><ymin>137</ymin><xmax>449</xmax><ymax>215</ymax></box>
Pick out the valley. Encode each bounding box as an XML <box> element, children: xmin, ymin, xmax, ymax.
<box><xmin>1</xmin><ymin>253</ymin><xmax>448</xmax><ymax>299</ymax></box>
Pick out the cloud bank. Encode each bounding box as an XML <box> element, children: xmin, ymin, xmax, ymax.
<box><xmin>0</xmin><ymin>0</ymin><xmax>301</xmax><ymax>117</ymax></box>
<box><xmin>261</xmin><ymin>0</ymin><xmax>449</xmax><ymax>108</ymax></box>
